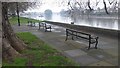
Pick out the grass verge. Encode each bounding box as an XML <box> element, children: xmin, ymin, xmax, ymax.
<box><xmin>9</xmin><ymin>16</ymin><xmax>42</xmax><ymax>25</ymax></box>
<box><xmin>3</xmin><ymin>32</ymin><xmax>79</xmax><ymax>66</ymax></box>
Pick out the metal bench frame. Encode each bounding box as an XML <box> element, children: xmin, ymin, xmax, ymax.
<box><xmin>65</xmin><ymin>29</ymin><xmax>99</xmax><ymax>50</ymax></box>
<box><xmin>38</xmin><ymin>22</ymin><xmax>52</xmax><ymax>32</ymax></box>
<box><xmin>28</xmin><ymin>21</ymin><xmax>35</xmax><ymax>27</ymax></box>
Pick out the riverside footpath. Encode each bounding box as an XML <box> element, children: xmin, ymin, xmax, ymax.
<box><xmin>12</xmin><ymin>23</ymin><xmax>118</xmax><ymax>66</ymax></box>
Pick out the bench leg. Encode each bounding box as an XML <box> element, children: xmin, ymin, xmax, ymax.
<box><xmin>76</xmin><ymin>33</ymin><xmax>78</xmax><ymax>39</ymax></box>
<box><xmin>39</xmin><ymin>24</ymin><xmax>41</xmax><ymax>30</ymax></box>
<box><xmin>95</xmin><ymin>39</ymin><xmax>98</xmax><ymax>49</ymax></box>
<box><xmin>88</xmin><ymin>39</ymin><xmax>91</xmax><ymax>50</ymax></box>
<box><xmin>65</xmin><ymin>32</ymin><xmax>68</xmax><ymax>41</ymax></box>
<box><xmin>72</xmin><ymin>35</ymin><xmax>74</xmax><ymax>40</ymax></box>
<box><xmin>50</xmin><ymin>28</ymin><xmax>51</xmax><ymax>32</ymax></box>
<box><xmin>88</xmin><ymin>43</ymin><xmax>91</xmax><ymax>50</ymax></box>
<box><xmin>65</xmin><ymin>35</ymin><xmax>68</xmax><ymax>41</ymax></box>
<box><xmin>65</xmin><ymin>30</ymin><xmax>68</xmax><ymax>41</ymax></box>
<box><xmin>45</xmin><ymin>28</ymin><xmax>47</xmax><ymax>32</ymax></box>
<box><xmin>71</xmin><ymin>32</ymin><xmax>74</xmax><ymax>40</ymax></box>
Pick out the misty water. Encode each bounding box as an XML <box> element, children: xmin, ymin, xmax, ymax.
<box><xmin>21</xmin><ymin>13</ymin><xmax>118</xmax><ymax>30</ymax></box>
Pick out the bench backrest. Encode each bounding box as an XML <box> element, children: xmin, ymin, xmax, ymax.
<box><xmin>66</xmin><ymin>29</ymin><xmax>91</xmax><ymax>40</ymax></box>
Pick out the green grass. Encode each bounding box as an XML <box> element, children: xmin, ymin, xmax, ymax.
<box><xmin>3</xmin><ymin>32</ymin><xmax>79</xmax><ymax>66</ymax></box>
<box><xmin>9</xmin><ymin>16</ymin><xmax>42</xmax><ymax>25</ymax></box>
<box><xmin>3</xmin><ymin>57</ymin><xmax>28</xmax><ymax>66</ymax></box>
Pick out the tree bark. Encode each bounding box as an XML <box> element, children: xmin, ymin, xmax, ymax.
<box><xmin>2</xmin><ymin>38</ymin><xmax>20</xmax><ymax>60</ymax></box>
<box><xmin>2</xmin><ymin>2</ymin><xmax>26</xmax><ymax>59</ymax></box>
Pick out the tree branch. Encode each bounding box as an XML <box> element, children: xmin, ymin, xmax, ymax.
<box><xmin>88</xmin><ymin>0</ymin><xmax>93</xmax><ymax>11</ymax></box>
<box><xmin>68</xmin><ymin>1</ymin><xmax>74</xmax><ymax>10</ymax></box>
<box><xmin>103</xmin><ymin>0</ymin><xmax>109</xmax><ymax>14</ymax></box>
<box><xmin>108</xmin><ymin>0</ymin><xmax>115</xmax><ymax>5</ymax></box>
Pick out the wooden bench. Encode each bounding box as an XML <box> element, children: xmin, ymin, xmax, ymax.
<box><xmin>44</xmin><ymin>23</ymin><xmax>52</xmax><ymax>32</ymax></box>
<box><xmin>28</xmin><ymin>21</ymin><xmax>35</xmax><ymax>27</ymax></box>
<box><xmin>38</xmin><ymin>22</ymin><xmax>52</xmax><ymax>32</ymax></box>
<box><xmin>65</xmin><ymin>29</ymin><xmax>99</xmax><ymax>50</ymax></box>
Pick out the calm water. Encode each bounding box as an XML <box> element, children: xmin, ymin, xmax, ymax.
<box><xmin>21</xmin><ymin>13</ymin><xmax>118</xmax><ymax>30</ymax></box>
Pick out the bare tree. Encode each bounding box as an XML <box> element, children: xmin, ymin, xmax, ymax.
<box><xmin>66</xmin><ymin>0</ymin><xmax>118</xmax><ymax>15</ymax></box>
<box><xmin>8</xmin><ymin>2</ymin><xmax>38</xmax><ymax>26</ymax></box>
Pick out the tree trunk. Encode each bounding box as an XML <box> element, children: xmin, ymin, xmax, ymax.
<box><xmin>2</xmin><ymin>2</ymin><xmax>26</xmax><ymax>59</ymax></box>
<box><xmin>103</xmin><ymin>0</ymin><xmax>109</xmax><ymax>14</ymax></box>
<box><xmin>88</xmin><ymin>0</ymin><xmax>93</xmax><ymax>11</ymax></box>
<box><xmin>2</xmin><ymin>38</ymin><xmax>20</xmax><ymax>60</ymax></box>
<box><xmin>16</xmin><ymin>2</ymin><xmax>20</xmax><ymax>26</ymax></box>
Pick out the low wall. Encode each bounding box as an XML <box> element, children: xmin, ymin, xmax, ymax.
<box><xmin>44</xmin><ymin>21</ymin><xmax>119</xmax><ymax>38</ymax></box>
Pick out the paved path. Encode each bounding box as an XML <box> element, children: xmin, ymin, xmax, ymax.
<box><xmin>12</xmin><ymin>24</ymin><xmax>118</xmax><ymax>66</ymax></box>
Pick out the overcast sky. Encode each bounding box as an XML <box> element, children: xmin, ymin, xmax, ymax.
<box><xmin>25</xmin><ymin>0</ymin><xmax>119</xmax><ymax>12</ymax></box>
<box><xmin>1</xmin><ymin>0</ymin><xmax>118</xmax><ymax>12</ymax></box>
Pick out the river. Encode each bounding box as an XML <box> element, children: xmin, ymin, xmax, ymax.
<box><xmin>21</xmin><ymin>13</ymin><xmax>119</xmax><ymax>30</ymax></box>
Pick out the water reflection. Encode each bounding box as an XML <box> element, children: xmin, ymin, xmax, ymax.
<box><xmin>75</xmin><ymin>17</ymin><xmax>118</xmax><ymax>30</ymax></box>
<box><xmin>21</xmin><ymin>13</ymin><xmax>118</xmax><ymax>30</ymax></box>
<box><xmin>49</xmin><ymin>14</ymin><xmax>118</xmax><ymax>30</ymax></box>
